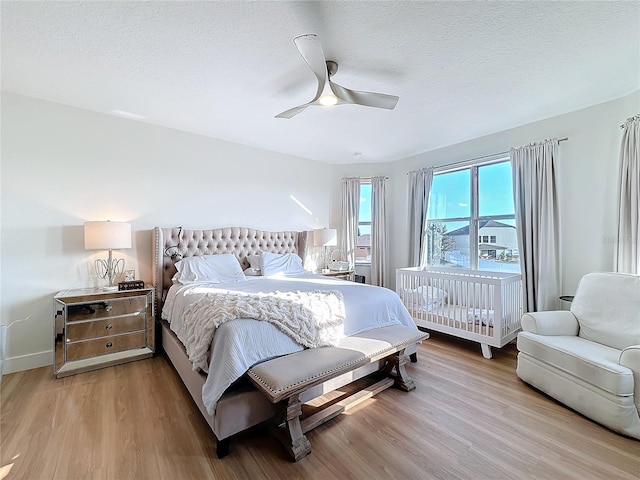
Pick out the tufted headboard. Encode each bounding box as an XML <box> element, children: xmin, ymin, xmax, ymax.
<box><xmin>152</xmin><ymin>226</ymin><xmax>309</xmax><ymax>317</ymax></box>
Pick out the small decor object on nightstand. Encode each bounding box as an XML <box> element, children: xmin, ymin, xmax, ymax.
<box><xmin>125</xmin><ymin>269</ymin><xmax>135</xmax><ymax>282</ymax></box>
<box><xmin>331</xmin><ymin>260</ymin><xmax>350</xmax><ymax>272</ymax></box>
<box><xmin>118</xmin><ymin>280</ymin><xmax>145</xmax><ymax>291</ymax></box>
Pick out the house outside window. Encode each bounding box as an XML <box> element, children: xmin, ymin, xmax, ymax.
<box><xmin>425</xmin><ymin>159</ymin><xmax>520</xmax><ymax>273</ymax></box>
<box><xmin>356</xmin><ymin>182</ymin><xmax>372</xmax><ymax>264</ymax></box>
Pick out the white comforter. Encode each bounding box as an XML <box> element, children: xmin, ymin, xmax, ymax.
<box><xmin>162</xmin><ymin>273</ymin><xmax>417</xmax><ymax>414</ymax></box>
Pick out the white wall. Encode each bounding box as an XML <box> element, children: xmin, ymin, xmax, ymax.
<box><xmin>0</xmin><ymin>92</ymin><xmax>334</xmax><ymax>374</ymax></box>
<box><xmin>333</xmin><ymin>90</ymin><xmax>640</xmax><ymax>294</ymax></box>
<box><xmin>3</xmin><ymin>90</ymin><xmax>638</xmax><ymax>375</ymax></box>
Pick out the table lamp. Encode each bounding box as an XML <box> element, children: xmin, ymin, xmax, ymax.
<box><xmin>314</xmin><ymin>228</ymin><xmax>337</xmax><ymax>273</ymax></box>
<box><xmin>84</xmin><ymin>221</ymin><xmax>132</xmax><ymax>290</ymax></box>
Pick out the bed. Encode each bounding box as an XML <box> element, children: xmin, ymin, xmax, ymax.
<box><xmin>396</xmin><ymin>266</ymin><xmax>523</xmax><ymax>358</ymax></box>
<box><xmin>152</xmin><ymin>226</ymin><xmax>423</xmax><ymax>457</ymax></box>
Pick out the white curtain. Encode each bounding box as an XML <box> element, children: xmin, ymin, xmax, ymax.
<box><xmin>614</xmin><ymin>115</ymin><xmax>640</xmax><ymax>274</ymax></box>
<box><xmin>341</xmin><ymin>177</ymin><xmax>360</xmax><ymax>269</ymax></box>
<box><xmin>408</xmin><ymin>168</ymin><xmax>434</xmax><ymax>267</ymax></box>
<box><xmin>371</xmin><ymin>176</ymin><xmax>387</xmax><ymax>286</ymax></box>
<box><xmin>511</xmin><ymin>139</ymin><xmax>560</xmax><ymax>312</ymax></box>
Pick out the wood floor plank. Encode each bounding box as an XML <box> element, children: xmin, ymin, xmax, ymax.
<box><xmin>1</xmin><ymin>332</ymin><xmax>638</xmax><ymax>479</ymax></box>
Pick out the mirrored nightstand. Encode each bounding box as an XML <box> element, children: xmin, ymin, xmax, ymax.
<box><xmin>53</xmin><ymin>287</ymin><xmax>154</xmax><ymax>378</ymax></box>
<box><xmin>320</xmin><ymin>270</ymin><xmax>355</xmax><ymax>281</ymax></box>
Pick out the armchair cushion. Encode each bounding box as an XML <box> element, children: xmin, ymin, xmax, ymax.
<box><xmin>518</xmin><ymin>333</ymin><xmax>634</xmax><ymax>396</ymax></box>
<box><xmin>521</xmin><ymin>311</ymin><xmax>579</xmax><ymax>336</ymax></box>
<box><xmin>571</xmin><ymin>272</ymin><xmax>640</xmax><ymax>350</ymax></box>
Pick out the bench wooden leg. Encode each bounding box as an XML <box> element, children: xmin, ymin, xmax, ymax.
<box><xmin>384</xmin><ymin>349</ymin><xmax>416</xmax><ymax>392</ymax></box>
<box><xmin>272</xmin><ymin>394</ymin><xmax>312</xmax><ymax>462</ymax></box>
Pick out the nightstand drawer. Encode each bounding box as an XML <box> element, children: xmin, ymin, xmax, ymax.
<box><xmin>66</xmin><ymin>296</ymin><xmax>147</xmax><ymax>323</ymax></box>
<box><xmin>66</xmin><ymin>314</ymin><xmax>145</xmax><ymax>342</ymax></box>
<box><xmin>66</xmin><ymin>331</ymin><xmax>146</xmax><ymax>361</ymax></box>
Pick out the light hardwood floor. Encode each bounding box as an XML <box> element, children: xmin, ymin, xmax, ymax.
<box><xmin>2</xmin><ymin>333</ymin><xmax>639</xmax><ymax>480</ymax></box>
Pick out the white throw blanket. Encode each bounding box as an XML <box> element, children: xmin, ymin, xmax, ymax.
<box><xmin>181</xmin><ymin>289</ymin><xmax>345</xmax><ymax>371</ymax></box>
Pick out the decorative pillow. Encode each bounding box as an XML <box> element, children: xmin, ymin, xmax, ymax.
<box><xmin>261</xmin><ymin>251</ymin><xmax>306</xmax><ymax>275</ymax></box>
<box><xmin>402</xmin><ymin>285</ymin><xmax>448</xmax><ymax>312</ymax></box>
<box><xmin>420</xmin><ymin>285</ymin><xmax>448</xmax><ymax>305</ymax></box>
<box><xmin>243</xmin><ymin>267</ymin><xmax>261</xmax><ymax>276</ymax></box>
<box><xmin>246</xmin><ymin>254</ymin><xmax>264</xmax><ymax>275</ymax></box>
<box><xmin>172</xmin><ymin>254</ymin><xmax>246</xmax><ymax>284</ymax></box>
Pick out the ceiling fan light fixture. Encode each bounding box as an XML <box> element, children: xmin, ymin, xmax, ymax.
<box><xmin>319</xmin><ymin>94</ymin><xmax>338</xmax><ymax>106</ymax></box>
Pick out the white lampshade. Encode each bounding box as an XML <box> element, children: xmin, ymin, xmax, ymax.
<box><xmin>314</xmin><ymin>228</ymin><xmax>337</xmax><ymax>247</ymax></box>
<box><xmin>84</xmin><ymin>221</ymin><xmax>132</xmax><ymax>250</ymax></box>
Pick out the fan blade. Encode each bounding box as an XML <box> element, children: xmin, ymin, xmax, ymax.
<box><xmin>275</xmin><ymin>104</ymin><xmax>310</xmax><ymax>119</ymax></box>
<box><xmin>293</xmin><ymin>34</ymin><xmax>329</xmax><ymax>101</ymax></box>
<box><xmin>275</xmin><ymin>34</ymin><xmax>330</xmax><ymax>119</ymax></box>
<box><xmin>330</xmin><ymin>81</ymin><xmax>399</xmax><ymax>110</ymax></box>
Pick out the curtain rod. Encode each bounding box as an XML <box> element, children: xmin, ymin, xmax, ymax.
<box><xmin>356</xmin><ymin>176</ymin><xmax>389</xmax><ymax>180</ymax></box>
<box><xmin>407</xmin><ymin>137</ymin><xmax>569</xmax><ymax>174</ymax></box>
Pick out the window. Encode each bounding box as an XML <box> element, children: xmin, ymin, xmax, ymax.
<box><xmin>356</xmin><ymin>182</ymin><xmax>372</xmax><ymax>263</ymax></box>
<box><xmin>425</xmin><ymin>159</ymin><xmax>520</xmax><ymax>273</ymax></box>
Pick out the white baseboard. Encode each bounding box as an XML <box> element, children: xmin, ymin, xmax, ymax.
<box><xmin>2</xmin><ymin>350</ymin><xmax>52</xmax><ymax>376</ymax></box>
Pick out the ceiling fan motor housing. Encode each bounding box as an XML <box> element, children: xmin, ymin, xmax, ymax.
<box><xmin>326</xmin><ymin>60</ymin><xmax>338</xmax><ymax>77</ymax></box>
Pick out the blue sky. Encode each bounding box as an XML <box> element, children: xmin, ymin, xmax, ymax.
<box><xmin>359</xmin><ymin>184</ymin><xmax>372</xmax><ymax>223</ymax></box>
<box><xmin>358</xmin><ymin>160</ymin><xmax>514</xmax><ymax>224</ymax></box>
<box><xmin>428</xmin><ymin>160</ymin><xmax>514</xmax><ymax>219</ymax></box>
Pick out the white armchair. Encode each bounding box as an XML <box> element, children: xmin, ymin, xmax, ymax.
<box><xmin>516</xmin><ymin>272</ymin><xmax>640</xmax><ymax>440</ymax></box>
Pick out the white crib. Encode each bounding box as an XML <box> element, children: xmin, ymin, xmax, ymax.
<box><xmin>396</xmin><ymin>267</ymin><xmax>523</xmax><ymax>358</ymax></box>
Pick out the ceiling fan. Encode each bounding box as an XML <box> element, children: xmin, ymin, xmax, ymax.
<box><xmin>275</xmin><ymin>34</ymin><xmax>399</xmax><ymax>119</ymax></box>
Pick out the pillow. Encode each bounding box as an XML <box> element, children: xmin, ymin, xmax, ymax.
<box><xmin>402</xmin><ymin>285</ymin><xmax>448</xmax><ymax>311</ymax></box>
<box><xmin>419</xmin><ymin>285</ymin><xmax>448</xmax><ymax>305</ymax></box>
<box><xmin>246</xmin><ymin>254</ymin><xmax>264</xmax><ymax>275</ymax></box>
<box><xmin>243</xmin><ymin>267</ymin><xmax>261</xmax><ymax>276</ymax></box>
<box><xmin>172</xmin><ymin>254</ymin><xmax>246</xmax><ymax>284</ymax></box>
<box><xmin>261</xmin><ymin>251</ymin><xmax>306</xmax><ymax>275</ymax></box>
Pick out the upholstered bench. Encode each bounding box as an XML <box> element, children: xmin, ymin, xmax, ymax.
<box><xmin>246</xmin><ymin>325</ymin><xmax>428</xmax><ymax>461</ymax></box>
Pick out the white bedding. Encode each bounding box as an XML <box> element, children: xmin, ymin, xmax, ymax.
<box><xmin>161</xmin><ymin>272</ymin><xmax>417</xmax><ymax>414</ymax></box>
<box><xmin>406</xmin><ymin>303</ymin><xmax>497</xmax><ymax>328</ymax></box>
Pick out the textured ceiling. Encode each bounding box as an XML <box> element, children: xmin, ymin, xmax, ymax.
<box><xmin>2</xmin><ymin>1</ymin><xmax>639</xmax><ymax>164</ymax></box>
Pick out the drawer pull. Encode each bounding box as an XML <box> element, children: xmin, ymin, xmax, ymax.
<box><xmin>105</xmin><ymin>305</ymin><xmax>112</xmax><ymax>312</ymax></box>
<box><xmin>105</xmin><ymin>324</ymin><xmax>113</xmax><ymax>330</ymax></box>
<box><xmin>105</xmin><ymin>342</ymin><xmax>113</xmax><ymax>348</ymax></box>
